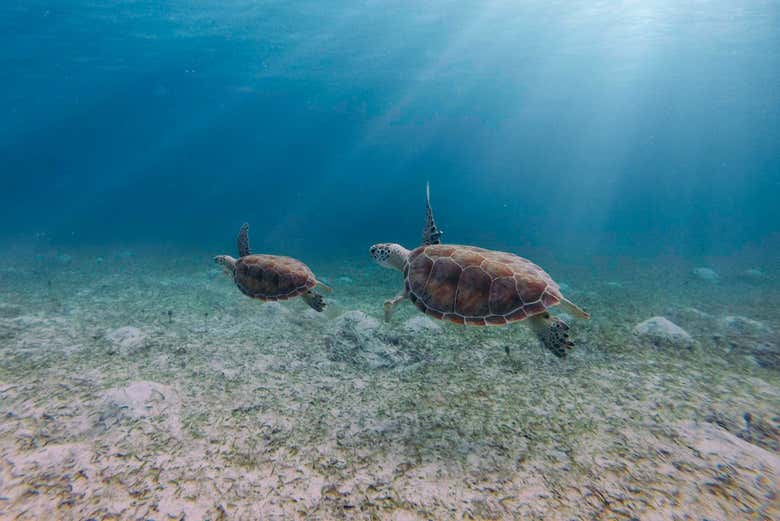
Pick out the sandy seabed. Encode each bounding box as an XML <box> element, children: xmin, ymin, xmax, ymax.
<box><xmin>0</xmin><ymin>247</ymin><xmax>778</xmax><ymax>520</ymax></box>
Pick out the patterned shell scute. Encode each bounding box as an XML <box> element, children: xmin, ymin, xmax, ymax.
<box><xmin>234</xmin><ymin>255</ymin><xmax>316</xmax><ymax>300</ymax></box>
<box><xmin>405</xmin><ymin>245</ymin><xmax>562</xmax><ymax>326</ymax></box>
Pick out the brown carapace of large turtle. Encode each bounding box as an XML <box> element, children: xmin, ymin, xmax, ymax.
<box><xmin>369</xmin><ymin>183</ymin><xmax>590</xmax><ymax>358</ymax></box>
<box><xmin>215</xmin><ymin>224</ymin><xmax>331</xmax><ymax>312</ymax></box>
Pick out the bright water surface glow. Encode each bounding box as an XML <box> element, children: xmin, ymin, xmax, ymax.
<box><xmin>1</xmin><ymin>1</ymin><xmax>778</xmax><ymax>262</ymax></box>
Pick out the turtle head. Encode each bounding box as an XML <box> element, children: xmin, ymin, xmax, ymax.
<box><xmin>214</xmin><ymin>255</ymin><xmax>236</xmax><ymax>276</ymax></box>
<box><xmin>369</xmin><ymin>243</ymin><xmax>410</xmax><ymax>271</ymax></box>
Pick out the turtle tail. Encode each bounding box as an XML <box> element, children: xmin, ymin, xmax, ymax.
<box><xmin>528</xmin><ymin>313</ymin><xmax>574</xmax><ymax>358</ymax></box>
<box><xmin>559</xmin><ymin>297</ymin><xmax>590</xmax><ymax>320</ymax></box>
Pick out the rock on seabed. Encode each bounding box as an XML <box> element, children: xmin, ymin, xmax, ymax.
<box><xmin>328</xmin><ymin>311</ymin><xmax>418</xmax><ymax>369</ymax></box>
<box><xmin>106</xmin><ymin>326</ymin><xmax>148</xmax><ymax>353</ymax></box>
<box><xmin>741</xmin><ymin>268</ymin><xmax>767</xmax><ymax>280</ymax></box>
<box><xmin>334</xmin><ymin>310</ymin><xmax>380</xmax><ymax>336</ymax></box>
<box><xmin>692</xmin><ymin>267</ymin><xmax>719</xmax><ymax>282</ymax></box>
<box><xmin>634</xmin><ymin>317</ymin><xmax>693</xmax><ymax>346</ymax></box>
<box><xmin>718</xmin><ymin>315</ymin><xmax>770</xmax><ymax>335</ymax></box>
<box><xmin>401</xmin><ymin>316</ymin><xmax>442</xmax><ymax>335</ymax></box>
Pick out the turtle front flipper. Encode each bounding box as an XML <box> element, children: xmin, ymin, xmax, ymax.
<box><xmin>422</xmin><ymin>182</ymin><xmax>443</xmax><ymax>246</ymax></box>
<box><xmin>527</xmin><ymin>313</ymin><xmax>574</xmax><ymax>358</ymax></box>
<box><xmin>302</xmin><ymin>290</ymin><xmax>326</xmax><ymax>312</ymax></box>
<box><xmin>237</xmin><ymin>223</ymin><xmax>251</xmax><ymax>257</ymax></box>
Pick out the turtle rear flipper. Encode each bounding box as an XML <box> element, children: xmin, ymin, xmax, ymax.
<box><xmin>528</xmin><ymin>313</ymin><xmax>574</xmax><ymax>358</ymax></box>
<box><xmin>302</xmin><ymin>290</ymin><xmax>326</xmax><ymax>312</ymax></box>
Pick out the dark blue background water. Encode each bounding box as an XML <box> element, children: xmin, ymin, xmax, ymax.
<box><xmin>2</xmin><ymin>1</ymin><xmax>778</xmax><ymax>261</ymax></box>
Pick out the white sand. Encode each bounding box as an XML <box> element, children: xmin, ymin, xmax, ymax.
<box><xmin>0</xmin><ymin>251</ymin><xmax>777</xmax><ymax>519</ymax></box>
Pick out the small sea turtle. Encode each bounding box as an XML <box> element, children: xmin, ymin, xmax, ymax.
<box><xmin>215</xmin><ymin>223</ymin><xmax>331</xmax><ymax>311</ymax></box>
<box><xmin>369</xmin><ymin>184</ymin><xmax>590</xmax><ymax>357</ymax></box>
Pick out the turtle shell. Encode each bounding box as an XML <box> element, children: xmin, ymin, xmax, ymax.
<box><xmin>233</xmin><ymin>255</ymin><xmax>316</xmax><ymax>301</ymax></box>
<box><xmin>403</xmin><ymin>244</ymin><xmax>563</xmax><ymax>326</ymax></box>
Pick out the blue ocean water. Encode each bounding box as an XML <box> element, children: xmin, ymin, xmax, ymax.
<box><xmin>2</xmin><ymin>1</ymin><xmax>778</xmax><ymax>263</ymax></box>
<box><xmin>3</xmin><ymin>4</ymin><xmax>780</xmax><ymax>519</ymax></box>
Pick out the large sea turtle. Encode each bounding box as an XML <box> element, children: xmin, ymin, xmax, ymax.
<box><xmin>369</xmin><ymin>184</ymin><xmax>590</xmax><ymax>357</ymax></box>
<box><xmin>215</xmin><ymin>223</ymin><xmax>331</xmax><ymax>311</ymax></box>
